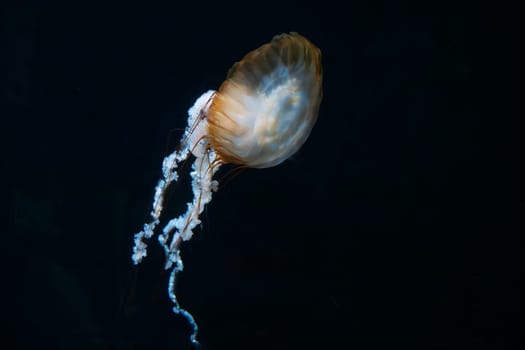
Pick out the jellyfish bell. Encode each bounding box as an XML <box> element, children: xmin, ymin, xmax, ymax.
<box><xmin>132</xmin><ymin>32</ymin><xmax>322</xmax><ymax>345</ymax></box>
<box><xmin>205</xmin><ymin>32</ymin><xmax>323</xmax><ymax>168</ymax></box>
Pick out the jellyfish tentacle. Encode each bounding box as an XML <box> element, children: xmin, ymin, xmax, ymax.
<box><xmin>132</xmin><ymin>91</ymin><xmax>216</xmax><ymax>265</ymax></box>
<box><xmin>132</xmin><ymin>146</ymin><xmax>188</xmax><ymax>265</ymax></box>
<box><xmin>168</xmin><ymin>267</ymin><xmax>199</xmax><ymax>345</ymax></box>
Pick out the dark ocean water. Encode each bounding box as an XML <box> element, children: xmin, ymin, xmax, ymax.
<box><xmin>2</xmin><ymin>1</ymin><xmax>521</xmax><ymax>349</ymax></box>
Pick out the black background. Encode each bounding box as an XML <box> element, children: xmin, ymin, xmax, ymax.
<box><xmin>2</xmin><ymin>1</ymin><xmax>522</xmax><ymax>349</ymax></box>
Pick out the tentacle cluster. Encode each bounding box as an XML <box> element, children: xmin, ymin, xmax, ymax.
<box><xmin>132</xmin><ymin>90</ymin><xmax>220</xmax><ymax>344</ymax></box>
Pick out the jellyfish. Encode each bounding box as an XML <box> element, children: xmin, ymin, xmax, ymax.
<box><xmin>132</xmin><ymin>32</ymin><xmax>322</xmax><ymax>345</ymax></box>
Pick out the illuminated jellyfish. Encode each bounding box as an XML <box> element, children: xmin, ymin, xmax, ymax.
<box><xmin>132</xmin><ymin>32</ymin><xmax>322</xmax><ymax>345</ymax></box>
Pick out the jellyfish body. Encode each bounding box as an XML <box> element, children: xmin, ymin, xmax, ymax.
<box><xmin>208</xmin><ymin>32</ymin><xmax>322</xmax><ymax>167</ymax></box>
<box><xmin>132</xmin><ymin>32</ymin><xmax>322</xmax><ymax>345</ymax></box>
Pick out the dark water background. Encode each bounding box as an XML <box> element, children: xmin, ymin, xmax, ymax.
<box><xmin>2</xmin><ymin>1</ymin><xmax>521</xmax><ymax>349</ymax></box>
